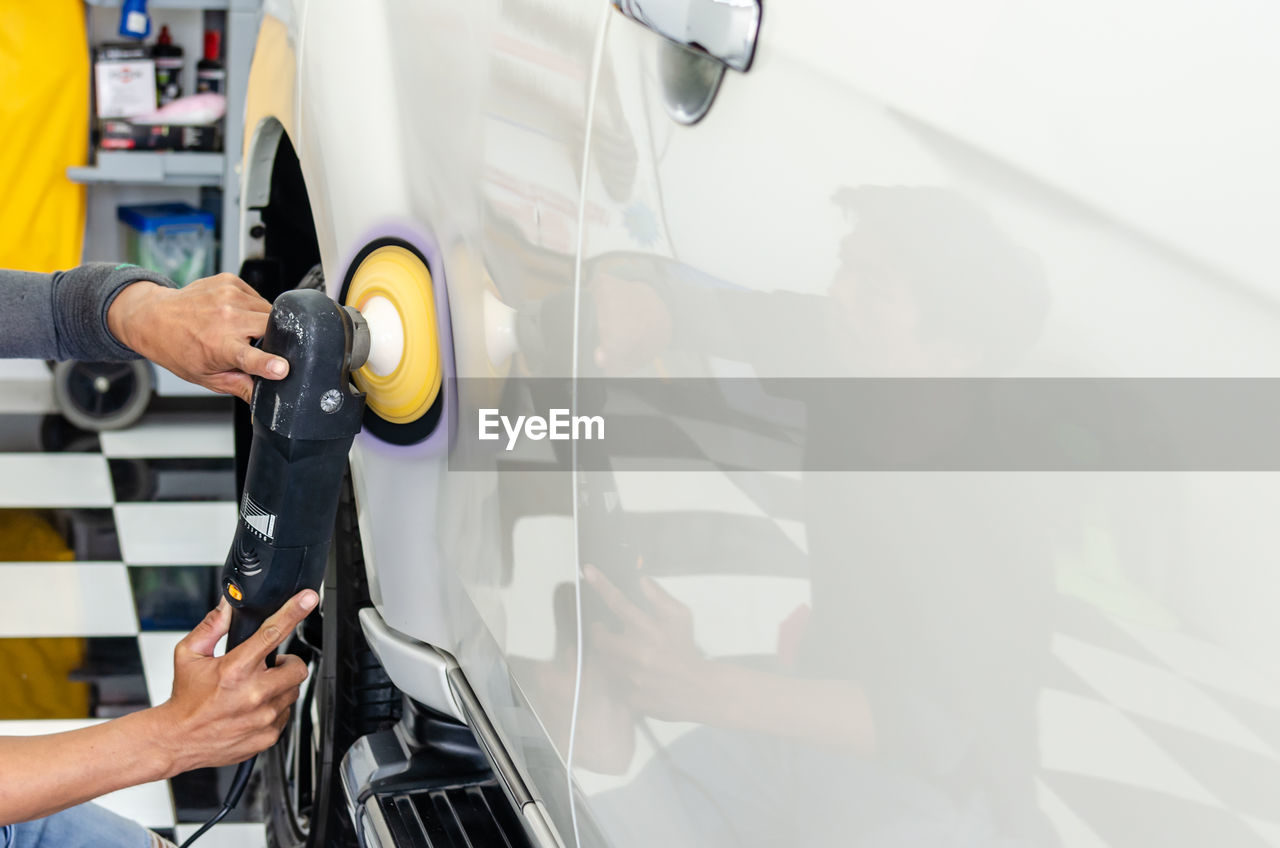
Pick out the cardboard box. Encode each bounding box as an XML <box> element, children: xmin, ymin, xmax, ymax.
<box><xmin>99</xmin><ymin>120</ymin><xmax>176</xmax><ymax>150</ymax></box>
<box><xmin>94</xmin><ymin>44</ymin><xmax>156</xmax><ymax>119</ymax></box>
<box><xmin>99</xmin><ymin>120</ymin><xmax>221</xmax><ymax>152</ymax></box>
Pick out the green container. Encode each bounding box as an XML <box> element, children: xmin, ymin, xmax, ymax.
<box><xmin>117</xmin><ymin>203</ymin><xmax>215</xmax><ymax>286</ymax></box>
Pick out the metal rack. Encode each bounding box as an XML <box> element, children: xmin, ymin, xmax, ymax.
<box><xmin>85</xmin><ymin>0</ymin><xmax>231</xmax><ymax>9</ymax></box>
<box><xmin>68</xmin><ymin>151</ymin><xmax>225</xmax><ymax>187</ymax></box>
<box><xmin>72</xmin><ymin>0</ymin><xmax>261</xmax><ymax>274</ymax></box>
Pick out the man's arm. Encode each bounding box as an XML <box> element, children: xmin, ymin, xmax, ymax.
<box><xmin>0</xmin><ymin>590</ymin><xmax>316</xmax><ymax>826</ymax></box>
<box><xmin>0</xmin><ymin>264</ymin><xmax>172</xmax><ymax>362</ymax></box>
<box><xmin>0</xmin><ymin>266</ymin><xmax>290</xmax><ymax>402</ymax></box>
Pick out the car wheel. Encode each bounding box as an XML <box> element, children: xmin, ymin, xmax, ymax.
<box><xmin>264</xmin><ymin>474</ymin><xmax>402</xmax><ymax>848</ymax></box>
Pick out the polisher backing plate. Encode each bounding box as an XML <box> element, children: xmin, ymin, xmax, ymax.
<box><xmin>344</xmin><ymin>245</ymin><xmax>442</xmax><ymax>425</ymax></box>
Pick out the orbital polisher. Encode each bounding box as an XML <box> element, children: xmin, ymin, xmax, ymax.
<box><xmin>181</xmin><ymin>288</ymin><xmax>377</xmax><ymax>847</ymax></box>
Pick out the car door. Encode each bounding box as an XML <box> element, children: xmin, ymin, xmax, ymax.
<box><xmin>436</xmin><ymin>4</ymin><xmax>604</xmax><ymax>840</ymax></box>
<box><xmin>392</xmin><ymin>1</ymin><xmax>610</xmax><ymax>843</ymax></box>
<box><xmin>571</xmin><ymin>1</ymin><xmax>1280</xmax><ymax>846</ymax></box>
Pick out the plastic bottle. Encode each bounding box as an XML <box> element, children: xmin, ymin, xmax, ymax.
<box><xmin>195</xmin><ymin>31</ymin><xmax>225</xmax><ymax>95</ymax></box>
<box><xmin>152</xmin><ymin>25</ymin><xmax>184</xmax><ymax>106</ymax></box>
<box><xmin>118</xmin><ymin>0</ymin><xmax>151</xmax><ymax>39</ymax></box>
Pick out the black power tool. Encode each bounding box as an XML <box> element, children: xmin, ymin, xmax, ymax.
<box><xmin>181</xmin><ymin>288</ymin><xmax>371</xmax><ymax>847</ymax></box>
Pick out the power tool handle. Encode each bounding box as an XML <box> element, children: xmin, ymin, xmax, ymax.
<box><xmin>226</xmin><ymin>609</ymin><xmax>262</xmax><ymax>658</ymax></box>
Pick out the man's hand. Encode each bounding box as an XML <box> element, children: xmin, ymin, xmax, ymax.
<box><xmin>584</xmin><ymin>564</ymin><xmax>714</xmax><ymax>722</ymax></box>
<box><xmin>149</xmin><ymin>590</ymin><xmax>316</xmax><ymax>775</ymax></box>
<box><xmin>591</xmin><ymin>274</ymin><xmax>672</xmax><ymax>375</ymax></box>
<box><xmin>0</xmin><ymin>590</ymin><xmax>315</xmax><ymax>823</ymax></box>
<box><xmin>107</xmin><ymin>274</ymin><xmax>289</xmax><ymax>402</ymax></box>
<box><xmin>582</xmin><ymin>567</ymin><xmax>877</xmax><ymax>750</ymax></box>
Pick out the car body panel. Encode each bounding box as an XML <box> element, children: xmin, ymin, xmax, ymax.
<box><xmin>244</xmin><ymin>1</ymin><xmax>1280</xmax><ymax>846</ymax></box>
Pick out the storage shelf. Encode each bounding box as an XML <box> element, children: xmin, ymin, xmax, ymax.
<box><xmin>85</xmin><ymin>0</ymin><xmax>230</xmax><ymax>9</ymax></box>
<box><xmin>81</xmin><ymin>0</ymin><xmax>259</xmax><ymax>272</ymax></box>
<box><xmin>68</xmin><ymin>151</ymin><xmax>225</xmax><ymax>187</ymax></box>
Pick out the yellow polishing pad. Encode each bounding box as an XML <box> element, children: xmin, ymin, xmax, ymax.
<box><xmin>344</xmin><ymin>245</ymin><xmax>441</xmax><ymax>425</ymax></box>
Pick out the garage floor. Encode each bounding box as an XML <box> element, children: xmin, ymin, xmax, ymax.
<box><xmin>0</xmin><ymin>405</ymin><xmax>267</xmax><ymax>846</ymax></box>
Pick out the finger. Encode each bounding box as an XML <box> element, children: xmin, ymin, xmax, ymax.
<box><xmin>254</xmin><ymin>687</ymin><xmax>301</xmax><ymax>731</ymax></box>
<box><xmin>639</xmin><ymin>576</ymin><xmax>686</xmax><ymax>618</ymax></box>
<box><xmin>266</xmin><ymin>683</ymin><xmax>302</xmax><ymax>715</ymax></box>
<box><xmin>266</xmin><ymin>653</ymin><xmax>310</xmax><ymax>689</ymax></box>
<box><xmin>227</xmin><ymin>590</ymin><xmax>319</xmax><ymax>672</ymax></box>
<box><xmin>211</xmin><ymin>273</ymin><xmax>264</xmax><ymax>301</ymax></box>
<box><xmin>271</xmin><ymin>651</ymin><xmax>307</xmax><ymax>671</ymax></box>
<box><xmin>205</xmin><ymin>371</ymin><xmax>254</xmax><ymax>403</ymax></box>
<box><xmin>177</xmin><ymin>598</ymin><xmax>231</xmax><ymax>659</ymax></box>
<box><xmin>233</xmin><ymin>286</ymin><xmax>273</xmax><ymax>312</ymax></box>
<box><xmin>230</xmin><ymin>339</ymin><xmax>289</xmax><ymax>380</ymax></box>
<box><xmin>583</xmin><ymin>564</ymin><xmax>652</xmax><ymax>633</ymax></box>
<box><xmin>267</xmin><ymin>706</ymin><xmax>291</xmax><ymax>741</ymax></box>
<box><xmin>233</xmin><ymin>309</ymin><xmax>270</xmax><ymax>340</ymax></box>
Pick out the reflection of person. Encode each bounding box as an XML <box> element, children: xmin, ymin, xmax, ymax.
<box><xmin>581</xmin><ymin>187</ymin><xmax>1058</xmax><ymax>845</ymax></box>
<box><xmin>592</xmin><ymin>187</ymin><xmax>1045</xmax><ymax>379</ymax></box>
<box><xmin>0</xmin><ymin>264</ymin><xmax>304</xmax><ymax>847</ymax></box>
<box><xmin>0</xmin><ymin>265</ymin><xmax>290</xmax><ymax>401</ymax></box>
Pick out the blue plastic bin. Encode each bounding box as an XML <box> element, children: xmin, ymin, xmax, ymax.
<box><xmin>117</xmin><ymin>203</ymin><xmax>216</xmax><ymax>286</ymax></box>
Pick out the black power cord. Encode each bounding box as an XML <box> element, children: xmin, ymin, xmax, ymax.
<box><xmin>177</xmin><ymin>756</ymin><xmax>256</xmax><ymax>848</ymax></box>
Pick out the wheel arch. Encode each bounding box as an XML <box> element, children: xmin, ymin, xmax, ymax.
<box><xmin>239</xmin><ymin>0</ymin><xmax>463</xmax><ymax>688</ymax></box>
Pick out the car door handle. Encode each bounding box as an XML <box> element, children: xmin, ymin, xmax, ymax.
<box><xmin>612</xmin><ymin>0</ymin><xmax>761</xmax><ymax>73</ymax></box>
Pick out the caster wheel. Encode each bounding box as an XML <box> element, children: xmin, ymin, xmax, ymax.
<box><xmin>52</xmin><ymin>360</ymin><xmax>153</xmax><ymax>432</ymax></box>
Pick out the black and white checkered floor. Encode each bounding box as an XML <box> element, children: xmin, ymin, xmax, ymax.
<box><xmin>0</xmin><ymin>378</ymin><xmax>265</xmax><ymax>845</ymax></box>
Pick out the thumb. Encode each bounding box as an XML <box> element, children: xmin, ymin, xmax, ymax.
<box><xmin>233</xmin><ymin>341</ymin><xmax>289</xmax><ymax>381</ymax></box>
<box><xmin>178</xmin><ymin>598</ymin><xmax>231</xmax><ymax>659</ymax></box>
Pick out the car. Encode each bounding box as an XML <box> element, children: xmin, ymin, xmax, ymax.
<box><xmin>237</xmin><ymin>1</ymin><xmax>1280</xmax><ymax>846</ymax></box>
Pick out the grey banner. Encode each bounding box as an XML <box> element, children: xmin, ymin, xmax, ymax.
<box><xmin>444</xmin><ymin>378</ymin><xmax>1280</xmax><ymax>471</ymax></box>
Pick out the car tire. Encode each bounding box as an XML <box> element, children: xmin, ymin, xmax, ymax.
<box><xmin>264</xmin><ymin>474</ymin><xmax>402</xmax><ymax>848</ymax></box>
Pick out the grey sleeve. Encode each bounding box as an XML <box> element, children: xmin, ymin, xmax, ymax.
<box><xmin>0</xmin><ymin>263</ymin><xmax>175</xmax><ymax>361</ymax></box>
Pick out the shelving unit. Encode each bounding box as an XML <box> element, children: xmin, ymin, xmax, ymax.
<box><xmin>85</xmin><ymin>0</ymin><xmax>230</xmax><ymax>10</ymax></box>
<box><xmin>68</xmin><ymin>151</ymin><xmax>225</xmax><ymax>187</ymax></box>
<box><xmin>72</xmin><ymin>0</ymin><xmax>261</xmax><ymax>274</ymax></box>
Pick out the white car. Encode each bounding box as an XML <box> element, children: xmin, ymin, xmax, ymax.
<box><xmin>238</xmin><ymin>1</ymin><xmax>1280</xmax><ymax>846</ymax></box>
